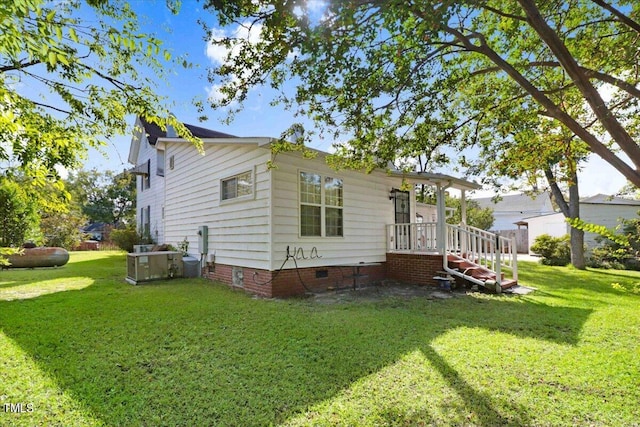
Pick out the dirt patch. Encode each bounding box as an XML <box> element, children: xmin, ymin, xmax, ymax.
<box><xmin>307</xmin><ymin>282</ymin><xmax>467</xmax><ymax>304</ymax></box>
<box><xmin>302</xmin><ymin>281</ymin><xmax>535</xmax><ymax>304</ymax></box>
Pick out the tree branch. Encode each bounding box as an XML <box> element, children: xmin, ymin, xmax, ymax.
<box><xmin>483</xmin><ymin>5</ymin><xmax>527</xmax><ymax>22</ymax></box>
<box><xmin>590</xmin><ymin>0</ymin><xmax>640</xmax><ymax>34</ymax></box>
<box><xmin>0</xmin><ymin>59</ymin><xmax>42</xmax><ymax>73</ymax></box>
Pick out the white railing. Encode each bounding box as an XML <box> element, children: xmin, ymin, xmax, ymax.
<box><xmin>386</xmin><ymin>222</ymin><xmax>518</xmax><ymax>284</ymax></box>
<box><xmin>386</xmin><ymin>222</ymin><xmax>438</xmax><ymax>252</ymax></box>
<box><xmin>446</xmin><ymin>224</ymin><xmax>518</xmax><ymax>282</ymax></box>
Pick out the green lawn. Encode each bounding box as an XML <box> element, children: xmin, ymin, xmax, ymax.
<box><xmin>1</xmin><ymin>251</ymin><xmax>639</xmax><ymax>426</ymax></box>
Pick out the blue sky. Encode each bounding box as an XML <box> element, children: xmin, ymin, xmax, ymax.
<box><xmin>87</xmin><ymin>1</ymin><xmax>327</xmax><ymax>171</ymax></box>
<box><xmin>85</xmin><ymin>0</ymin><xmax>628</xmax><ymax>197</ymax></box>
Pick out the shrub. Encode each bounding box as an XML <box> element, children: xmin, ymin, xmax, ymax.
<box><xmin>586</xmin><ymin>216</ymin><xmax>640</xmax><ymax>271</ymax></box>
<box><xmin>110</xmin><ymin>226</ymin><xmax>152</xmax><ymax>253</ymax></box>
<box><xmin>531</xmin><ymin>234</ymin><xmax>571</xmax><ymax>266</ymax></box>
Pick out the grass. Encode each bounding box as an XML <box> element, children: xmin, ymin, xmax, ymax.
<box><xmin>1</xmin><ymin>251</ymin><xmax>639</xmax><ymax>426</ymax></box>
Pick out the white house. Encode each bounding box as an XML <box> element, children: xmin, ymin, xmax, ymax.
<box><xmin>128</xmin><ymin>117</ymin><xmax>518</xmax><ymax>296</ymax></box>
<box><xmin>472</xmin><ymin>192</ymin><xmax>555</xmax><ymax>231</ymax></box>
<box><xmin>526</xmin><ymin>194</ymin><xmax>640</xmax><ymax>253</ymax></box>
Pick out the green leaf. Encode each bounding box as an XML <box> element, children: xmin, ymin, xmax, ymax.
<box><xmin>69</xmin><ymin>27</ymin><xmax>78</xmax><ymax>43</ymax></box>
<box><xmin>48</xmin><ymin>50</ymin><xmax>57</xmax><ymax>66</ymax></box>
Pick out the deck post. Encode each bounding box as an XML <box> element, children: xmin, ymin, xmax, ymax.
<box><xmin>460</xmin><ymin>189</ymin><xmax>467</xmax><ymax>225</ymax></box>
<box><xmin>436</xmin><ymin>184</ymin><xmax>447</xmax><ymax>254</ymax></box>
<box><xmin>460</xmin><ymin>189</ymin><xmax>468</xmax><ymax>256</ymax></box>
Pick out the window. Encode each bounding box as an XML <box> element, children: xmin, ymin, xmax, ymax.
<box><xmin>157</xmin><ymin>150</ymin><xmax>165</xmax><ymax>176</ymax></box>
<box><xmin>299</xmin><ymin>171</ymin><xmax>343</xmax><ymax>237</ymax></box>
<box><xmin>221</xmin><ymin>171</ymin><xmax>253</xmax><ymax>201</ymax></box>
<box><xmin>169</xmin><ymin>155</ymin><xmax>175</xmax><ymax>170</ymax></box>
<box><xmin>140</xmin><ymin>205</ymin><xmax>151</xmax><ymax>238</ymax></box>
<box><xmin>143</xmin><ymin>159</ymin><xmax>150</xmax><ymax>190</ymax></box>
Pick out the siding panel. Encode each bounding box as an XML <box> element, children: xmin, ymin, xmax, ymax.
<box><xmin>163</xmin><ymin>143</ymin><xmax>272</xmax><ymax>269</ymax></box>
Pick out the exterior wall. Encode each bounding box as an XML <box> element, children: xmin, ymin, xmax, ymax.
<box><xmin>385</xmin><ymin>253</ymin><xmax>444</xmax><ymax>286</ymax></box>
<box><xmin>416</xmin><ymin>203</ymin><xmax>438</xmax><ymax>223</ymax></box>
<box><xmin>474</xmin><ymin>193</ymin><xmax>554</xmax><ymax>231</ymax></box>
<box><xmin>527</xmin><ymin>203</ymin><xmax>640</xmax><ymax>252</ymax></box>
<box><xmin>526</xmin><ymin>213</ymin><xmax>568</xmax><ymax>254</ymax></box>
<box><xmin>135</xmin><ymin>135</ymin><xmax>165</xmax><ymax>243</ymax></box>
<box><xmin>163</xmin><ymin>142</ymin><xmax>272</xmax><ymax>270</ymax></box>
<box><xmin>269</xmin><ymin>152</ymin><xmax>398</xmax><ymax>271</ymax></box>
<box><xmin>581</xmin><ymin>203</ymin><xmax>640</xmax><ymax>248</ymax></box>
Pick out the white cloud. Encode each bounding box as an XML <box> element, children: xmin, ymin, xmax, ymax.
<box><xmin>205</xmin><ymin>23</ymin><xmax>264</xmax><ymax>104</ymax></box>
<box><xmin>205</xmin><ymin>23</ymin><xmax>264</xmax><ymax>66</ymax></box>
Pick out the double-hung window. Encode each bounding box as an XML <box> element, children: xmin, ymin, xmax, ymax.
<box><xmin>299</xmin><ymin>171</ymin><xmax>343</xmax><ymax>237</ymax></box>
<box><xmin>221</xmin><ymin>171</ymin><xmax>253</xmax><ymax>201</ymax></box>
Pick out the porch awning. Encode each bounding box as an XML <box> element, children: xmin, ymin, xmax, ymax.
<box><xmin>130</xmin><ymin>160</ymin><xmax>149</xmax><ymax>176</ymax></box>
<box><xmin>388</xmin><ymin>170</ymin><xmax>482</xmax><ymax>191</ymax></box>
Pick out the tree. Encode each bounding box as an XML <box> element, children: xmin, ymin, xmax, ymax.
<box><xmin>40</xmin><ymin>210</ymin><xmax>86</xmax><ymax>249</ymax></box>
<box><xmin>203</xmin><ymin>1</ymin><xmax>640</xmax><ymax>187</ymax></box>
<box><xmin>419</xmin><ymin>192</ymin><xmax>494</xmax><ymax>230</ymax></box>
<box><xmin>447</xmin><ymin>198</ymin><xmax>495</xmax><ymax>231</ymax></box>
<box><xmin>0</xmin><ymin>0</ymin><xmax>196</xmax><ymax>183</ymax></box>
<box><xmin>466</xmin><ymin>106</ymin><xmax>590</xmax><ymax>268</ymax></box>
<box><xmin>65</xmin><ymin>169</ymin><xmax>135</xmax><ymax>225</ymax></box>
<box><xmin>0</xmin><ymin>178</ymin><xmax>40</xmax><ymax>247</ymax></box>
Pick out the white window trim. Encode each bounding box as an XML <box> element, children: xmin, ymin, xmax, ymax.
<box><xmin>298</xmin><ymin>169</ymin><xmax>344</xmax><ymax>238</ymax></box>
<box><xmin>219</xmin><ymin>168</ymin><xmax>255</xmax><ymax>204</ymax></box>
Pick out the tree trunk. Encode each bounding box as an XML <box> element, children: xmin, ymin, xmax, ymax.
<box><xmin>544</xmin><ymin>167</ymin><xmax>586</xmax><ymax>269</ymax></box>
<box><xmin>570</xmin><ymin>225</ymin><xmax>586</xmax><ymax>270</ymax></box>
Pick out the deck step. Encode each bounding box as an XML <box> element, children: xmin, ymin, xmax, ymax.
<box><xmin>447</xmin><ymin>254</ymin><xmax>517</xmax><ymax>292</ymax></box>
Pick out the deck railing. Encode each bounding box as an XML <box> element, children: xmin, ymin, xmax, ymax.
<box><xmin>386</xmin><ymin>222</ymin><xmax>438</xmax><ymax>252</ymax></box>
<box><xmin>446</xmin><ymin>223</ymin><xmax>518</xmax><ymax>282</ymax></box>
<box><xmin>386</xmin><ymin>222</ymin><xmax>518</xmax><ymax>282</ymax></box>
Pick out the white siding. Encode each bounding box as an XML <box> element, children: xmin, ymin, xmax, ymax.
<box><xmin>526</xmin><ymin>213</ymin><xmax>568</xmax><ymax>254</ymax></box>
<box><xmin>581</xmin><ymin>203</ymin><xmax>640</xmax><ymax>248</ymax></box>
<box><xmin>526</xmin><ymin>202</ymin><xmax>640</xmax><ymax>252</ymax></box>
<box><xmin>163</xmin><ymin>142</ymin><xmax>272</xmax><ymax>269</ymax></box>
<box><xmin>135</xmin><ymin>135</ymin><xmax>165</xmax><ymax>243</ymax></box>
<box><xmin>270</xmin><ymin>152</ymin><xmax>398</xmax><ymax>270</ymax></box>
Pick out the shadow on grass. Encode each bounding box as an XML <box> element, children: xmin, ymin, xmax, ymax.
<box><xmin>0</xmin><ymin>269</ymin><xmax>593</xmax><ymax>426</ymax></box>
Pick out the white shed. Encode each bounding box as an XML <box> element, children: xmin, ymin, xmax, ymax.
<box><xmin>526</xmin><ymin>194</ymin><xmax>640</xmax><ymax>253</ymax></box>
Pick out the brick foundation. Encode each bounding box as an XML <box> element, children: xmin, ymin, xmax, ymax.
<box><xmin>385</xmin><ymin>253</ymin><xmax>444</xmax><ymax>286</ymax></box>
<box><xmin>203</xmin><ymin>253</ymin><xmax>444</xmax><ymax>297</ymax></box>
<box><xmin>203</xmin><ymin>262</ymin><xmax>386</xmax><ymax>298</ymax></box>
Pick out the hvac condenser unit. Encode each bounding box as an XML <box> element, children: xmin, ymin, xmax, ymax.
<box><xmin>126</xmin><ymin>251</ymin><xmax>184</xmax><ymax>285</ymax></box>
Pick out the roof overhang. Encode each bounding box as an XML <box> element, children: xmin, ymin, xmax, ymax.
<box><xmin>388</xmin><ymin>170</ymin><xmax>482</xmax><ymax>191</ymax></box>
<box><xmin>155</xmin><ymin>136</ymin><xmax>274</xmax><ymax>148</ymax></box>
<box><xmin>129</xmin><ymin>160</ymin><xmax>149</xmax><ymax>176</ymax></box>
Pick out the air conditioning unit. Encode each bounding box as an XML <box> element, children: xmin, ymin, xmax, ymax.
<box><xmin>126</xmin><ymin>251</ymin><xmax>183</xmax><ymax>285</ymax></box>
<box><xmin>133</xmin><ymin>244</ymin><xmax>154</xmax><ymax>253</ymax></box>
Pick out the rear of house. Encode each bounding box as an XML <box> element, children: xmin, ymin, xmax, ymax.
<box><xmin>129</xmin><ymin>117</ymin><xmax>518</xmax><ymax>297</ymax></box>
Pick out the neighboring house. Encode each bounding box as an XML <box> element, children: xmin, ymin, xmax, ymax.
<box><xmin>82</xmin><ymin>222</ymin><xmax>109</xmax><ymax>241</ymax></box>
<box><xmin>128</xmin><ymin>117</ymin><xmax>518</xmax><ymax>297</ymax></box>
<box><xmin>526</xmin><ymin>194</ymin><xmax>640</xmax><ymax>253</ymax></box>
<box><xmin>472</xmin><ymin>192</ymin><xmax>555</xmax><ymax>231</ymax></box>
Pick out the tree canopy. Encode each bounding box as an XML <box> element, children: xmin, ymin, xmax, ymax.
<box><xmin>65</xmin><ymin>169</ymin><xmax>136</xmax><ymax>225</ymax></box>
<box><xmin>204</xmin><ymin>0</ymin><xmax>640</xmax><ymax>186</ymax></box>
<box><xmin>0</xmin><ymin>0</ymin><xmax>194</xmax><ymax>183</ymax></box>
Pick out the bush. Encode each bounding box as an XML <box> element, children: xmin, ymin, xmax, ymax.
<box><xmin>110</xmin><ymin>226</ymin><xmax>152</xmax><ymax>253</ymax></box>
<box><xmin>531</xmin><ymin>234</ymin><xmax>571</xmax><ymax>266</ymax></box>
<box><xmin>586</xmin><ymin>216</ymin><xmax>640</xmax><ymax>271</ymax></box>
